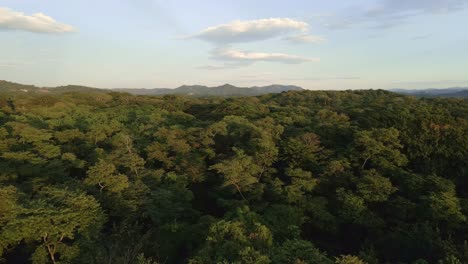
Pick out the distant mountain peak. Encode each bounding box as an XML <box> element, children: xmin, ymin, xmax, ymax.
<box><xmin>218</xmin><ymin>83</ymin><xmax>238</xmax><ymax>88</ymax></box>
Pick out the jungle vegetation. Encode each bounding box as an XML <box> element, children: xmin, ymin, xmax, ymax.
<box><xmin>0</xmin><ymin>88</ymin><xmax>467</xmax><ymax>264</ymax></box>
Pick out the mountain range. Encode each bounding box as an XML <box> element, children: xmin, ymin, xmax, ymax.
<box><xmin>1</xmin><ymin>80</ymin><xmax>467</xmax><ymax>98</ymax></box>
<box><xmin>0</xmin><ymin>81</ymin><xmax>302</xmax><ymax>97</ymax></box>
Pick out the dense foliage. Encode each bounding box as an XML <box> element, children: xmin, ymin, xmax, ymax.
<box><xmin>0</xmin><ymin>89</ymin><xmax>467</xmax><ymax>264</ymax></box>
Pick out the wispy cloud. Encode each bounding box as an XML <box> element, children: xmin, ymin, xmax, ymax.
<box><xmin>284</xmin><ymin>76</ymin><xmax>360</xmax><ymax>81</ymax></box>
<box><xmin>326</xmin><ymin>0</ymin><xmax>468</xmax><ymax>29</ymax></box>
<box><xmin>211</xmin><ymin>47</ymin><xmax>319</xmax><ymax>64</ymax></box>
<box><xmin>0</xmin><ymin>7</ymin><xmax>75</xmax><ymax>33</ymax></box>
<box><xmin>0</xmin><ymin>62</ymin><xmax>20</xmax><ymax>69</ymax></box>
<box><xmin>0</xmin><ymin>60</ymin><xmax>34</xmax><ymax>69</ymax></box>
<box><xmin>366</xmin><ymin>0</ymin><xmax>468</xmax><ymax>17</ymax></box>
<box><xmin>284</xmin><ymin>34</ymin><xmax>326</xmax><ymax>44</ymax></box>
<box><xmin>411</xmin><ymin>34</ymin><xmax>432</xmax><ymax>40</ymax></box>
<box><xmin>197</xmin><ymin>62</ymin><xmax>249</xmax><ymax>70</ymax></box>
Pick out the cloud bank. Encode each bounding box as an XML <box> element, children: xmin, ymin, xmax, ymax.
<box><xmin>192</xmin><ymin>18</ymin><xmax>309</xmax><ymax>44</ymax></box>
<box><xmin>0</xmin><ymin>7</ymin><xmax>75</xmax><ymax>33</ymax></box>
<box><xmin>191</xmin><ymin>18</ymin><xmax>323</xmax><ymax>69</ymax></box>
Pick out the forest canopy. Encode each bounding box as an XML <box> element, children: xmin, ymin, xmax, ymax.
<box><xmin>0</xmin><ymin>89</ymin><xmax>467</xmax><ymax>264</ymax></box>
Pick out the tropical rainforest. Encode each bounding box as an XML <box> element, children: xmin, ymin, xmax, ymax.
<box><xmin>0</xmin><ymin>87</ymin><xmax>467</xmax><ymax>264</ymax></box>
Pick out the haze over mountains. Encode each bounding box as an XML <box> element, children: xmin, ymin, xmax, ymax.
<box><xmin>114</xmin><ymin>84</ymin><xmax>304</xmax><ymax>96</ymax></box>
<box><xmin>0</xmin><ymin>80</ymin><xmax>467</xmax><ymax>98</ymax></box>
<box><xmin>389</xmin><ymin>87</ymin><xmax>468</xmax><ymax>98</ymax></box>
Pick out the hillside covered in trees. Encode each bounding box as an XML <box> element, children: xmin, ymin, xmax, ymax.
<box><xmin>0</xmin><ymin>88</ymin><xmax>467</xmax><ymax>264</ymax></box>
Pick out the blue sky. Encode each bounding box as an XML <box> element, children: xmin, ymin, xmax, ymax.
<box><xmin>0</xmin><ymin>0</ymin><xmax>467</xmax><ymax>89</ymax></box>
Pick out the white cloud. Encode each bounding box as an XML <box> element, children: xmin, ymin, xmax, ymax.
<box><xmin>285</xmin><ymin>34</ymin><xmax>326</xmax><ymax>44</ymax></box>
<box><xmin>212</xmin><ymin>47</ymin><xmax>319</xmax><ymax>64</ymax></box>
<box><xmin>0</xmin><ymin>7</ymin><xmax>75</xmax><ymax>33</ymax></box>
<box><xmin>190</xmin><ymin>18</ymin><xmax>323</xmax><ymax>68</ymax></box>
<box><xmin>192</xmin><ymin>18</ymin><xmax>309</xmax><ymax>44</ymax></box>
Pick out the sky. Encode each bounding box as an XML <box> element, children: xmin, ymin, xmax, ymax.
<box><xmin>0</xmin><ymin>0</ymin><xmax>467</xmax><ymax>90</ymax></box>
